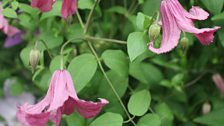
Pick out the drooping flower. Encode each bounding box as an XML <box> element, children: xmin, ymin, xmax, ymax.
<box><xmin>212</xmin><ymin>73</ymin><xmax>224</xmax><ymax>95</ymax></box>
<box><xmin>148</xmin><ymin>0</ymin><xmax>220</xmax><ymax>54</ymax></box>
<box><xmin>31</xmin><ymin>0</ymin><xmax>55</xmax><ymax>12</ymax></box>
<box><xmin>61</xmin><ymin>0</ymin><xmax>77</xmax><ymax>18</ymax></box>
<box><xmin>16</xmin><ymin>70</ymin><xmax>108</xmax><ymax>126</ymax></box>
<box><xmin>31</xmin><ymin>0</ymin><xmax>77</xmax><ymax>18</ymax></box>
<box><xmin>0</xmin><ymin>3</ymin><xmax>22</xmax><ymax>48</ymax></box>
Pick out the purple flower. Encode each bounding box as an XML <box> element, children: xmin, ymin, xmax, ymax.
<box><xmin>0</xmin><ymin>3</ymin><xmax>23</xmax><ymax>48</ymax></box>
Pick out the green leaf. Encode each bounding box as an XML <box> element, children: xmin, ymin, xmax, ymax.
<box><xmin>136</xmin><ymin>12</ymin><xmax>151</xmax><ymax>30</ymax></box>
<box><xmin>39</xmin><ymin>31</ymin><xmax>63</xmax><ymax>49</ymax></box>
<box><xmin>128</xmin><ymin>90</ymin><xmax>151</xmax><ymax>116</ymax></box>
<box><xmin>98</xmin><ymin>70</ymin><xmax>128</xmax><ymax>103</ymax></box>
<box><xmin>137</xmin><ymin>113</ymin><xmax>161</xmax><ymax>126</ymax></box>
<box><xmin>2</xmin><ymin>8</ymin><xmax>17</xmax><ymax>18</ymax></box>
<box><xmin>65</xmin><ymin>113</ymin><xmax>86</xmax><ymax>126</ymax></box>
<box><xmin>66</xmin><ymin>24</ymin><xmax>85</xmax><ymax>43</ymax></box>
<box><xmin>200</xmin><ymin>0</ymin><xmax>224</xmax><ymax>15</ymax></box>
<box><xmin>143</xmin><ymin>0</ymin><xmax>160</xmax><ymax>16</ymax></box>
<box><xmin>49</xmin><ymin>56</ymin><xmax>61</xmax><ymax>73</ymax></box>
<box><xmin>78</xmin><ymin>0</ymin><xmax>94</xmax><ymax>10</ymax></box>
<box><xmin>155</xmin><ymin>103</ymin><xmax>174</xmax><ymax>126</ymax></box>
<box><xmin>194</xmin><ymin>108</ymin><xmax>224</xmax><ymax>126</ymax></box>
<box><xmin>129</xmin><ymin>62</ymin><xmax>163</xmax><ymax>85</ymax></box>
<box><xmin>102</xmin><ymin>50</ymin><xmax>129</xmax><ymax>76</ymax></box>
<box><xmin>68</xmin><ymin>54</ymin><xmax>98</xmax><ymax>93</ymax></box>
<box><xmin>19</xmin><ymin>3</ymin><xmax>38</xmax><ymax>18</ymax></box>
<box><xmin>212</xmin><ymin>12</ymin><xmax>224</xmax><ymax>21</ymax></box>
<box><xmin>41</xmin><ymin>1</ymin><xmax>62</xmax><ymax>20</ymax></box>
<box><xmin>107</xmin><ymin>6</ymin><xmax>128</xmax><ymax>15</ymax></box>
<box><xmin>90</xmin><ymin>112</ymin><xmax>123</xmax><ymax>126</ymax></box>
<box><xmin>11</xmin><ymin>1</ymin><xmax>19</xmax><ymax>10</ymax></box>
<box><xmin>20</xmin><ymin>47</ymin><xmax>32</xmax><ymax>67</ymax></box>
<box><xmin>127</xmin><ymin>32</ymin><xmax>148</xmax><ymax>62</ymax></box>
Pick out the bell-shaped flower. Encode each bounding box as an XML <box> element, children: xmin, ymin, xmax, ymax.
<box><xmin>0</xmin><ymin>3</ymin><xmax>22</xmax><ymax>48</ymax></box>
<box><xmin>31</xmin><ymin>0</ymin><xmax>77</xmax><ymax>18</ymax></box>
<box><xmin>16</xmin><ymin>70</ymin><xmax>108</xmax><ymax>126</ymax></box>
<box><xmin>148</xmin><ymin>0</ymin><xmax>220</xmax><ymax>54</ymax></box>
<box><xmin>61</xmin><ymin>0</ymin><xmax>77</xmax><ymax>18</ymax></box>
<box><xmin>212</xmin><ymin>73</ymin><xmax>224</xmax><ymax>95</ymax></box>
<box><xmin>31</xmin><ymin>0</ymin><xmax>55</xmax><ymax>12</ymax></box>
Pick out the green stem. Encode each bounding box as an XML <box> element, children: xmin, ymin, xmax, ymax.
<box><xmin>84</xmin><ymin>0</ymin><xmax>101</xmax><ymax>33</ymax></box>
<box><xmin>60</xmin><ymin>38</ymin><xmax>82</xmax><ymax>70</ymax></box>
<box><xmin>87</xmin><ymin>41</ymin><xmax>137</xmax><ymax>126</ymax></box>
<box><xmin>85</xmin><ymin>36</ymin><xmax>127</xmax><ymax>44</ymax></box>
<box><xmin>76</xmin><ymin>10</ymin><xmax>85</xmax><ymax>29</ymax></box>
<box><xmin>38</xmin><ymin>40</ymin><xmax>53</xmax><ymax>59</ymax></box>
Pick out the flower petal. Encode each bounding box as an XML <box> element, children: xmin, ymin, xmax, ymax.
<box><xmin>212</xmin><ymin>73</ymin><xmax>224</xmax><ymax>95</ymax></box>
<box><xmin>61</xmin><ymin>0</ymin><xmax>77</xmax><ymax>18</ymax></box>
<box><xmin>168</xmin><ymin>0</ymin><xmax>219</xmax><ymax>45</ymax></box>
<box><xmin>194</xmin><ymin>26</ymin><xmax>220</xmax><ymax>45</ymax></box>
<box><xmin>149</xmin><ymin>0</ymin><xmax>181</xmax><ymax>54</ymax></box>
<box><xmin>186</xmin><ymin>6</ymin><xmax>209</xmax><ymax>20</ymax></box>
<box><xmin>74</xmin><ymin>98</ymin><xmax>109</xmax><ymax>118</ymax></box>
<box><xmin>31</xmin><ymin>0</ymin><xmax>54</xmax><ymax>12</ymax></box>
<box><xmin>4</xmin><ymin>32</ymin><xmax>22</xmax><ymax>48</ymax></box>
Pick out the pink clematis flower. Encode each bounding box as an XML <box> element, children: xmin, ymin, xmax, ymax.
<box><xmin>31</xmin><ymin>0</ymin><xmax>77</xmax><ymax>18</ymax></box>
<box><xmin>61</xmin><ymin>0</ymin><xmax>77</xmax><ymax>18</ymax></box>
<box><xmin>212</xmin><ymin>73</ymin><xmax>224</xmax><ymax>95</ymax></box>
<box><xmin>148</xmin><ymin>0</ymin><xmax>220</xmax><ymax>54</ymax></box>
<box><xmin>31</xmin><ymin>0</ymin><xmax>55</xmax><ymax>12</ymax></box>
<box><xmin>16</xmin><ymin>70</ymin><xmax>108</xmax><ymax>126</ymax></box>
<box><xmin>0</xmin><ymin>3</ymin><xmax>22</xmax><ymax>48</ymax></box>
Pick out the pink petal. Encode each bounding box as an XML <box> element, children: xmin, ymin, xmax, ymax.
<box><xmin>16</xmin><ymin>104</ymin><xmax>50</xmax><ymax>126</ymax></box>
<box><xmin>31</xmin><ymin>0</ymin><xmax>55</xmax><ymax>12</ymax></box>
<box><xmin>74</xmin><ymin>98</ymin><xmax>109</xmax><ymax>118</ymax></box>
<box><xmin>17</xmin><ymin>70</ymin><xmax>108</xmax><ymax>126</ymax></box>
<box><xmin>194</xmin><ymin>26</ymin><xmax>220</xmax><ymax>45</ymax></box>
<box><xmin>148</xmin><ymin>0</ymin><xmax>181</xmax><ymax>54</ymax></box>
<box><xmin>186</xmin><ymin>6</ymin><xmax>209</xmax><ymax>20</ymax></box>
<box><xmin>168</xmin><ymin>0</ymin><xmax>219</xmax><ymax>45</ymax></box>
<box><xmin>212</xmin><ymin>73</ymin><xmax>224</xmax><ymax>95</ymax></box>
<box><xmin>61</xmin><ymin>0</ymin><xmax>77</xmax><ymax>18</ymax></box>
<box><xmin>5</xmin><ymin>25</ymin><xmax>20</xmax><ymax>37</ymax></box>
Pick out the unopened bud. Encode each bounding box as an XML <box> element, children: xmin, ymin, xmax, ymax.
<box><xmin>202</xmin><ymin>102</ymin><xmax>211</xmax><ymax>115</ymax></box>
<box><xmin>180</xmin><ymin>37</ymin><xmax>189</xmax><ymax>49</ymax></box>
<box><xmin>29</xmin><ymin>49</ymin><xmax>40</xmax><ymax>73</ymax></box>
<box><xmin>148</xmin><ymin>23</ymin><xmax>161</xmax><ymax>41</ymax></box>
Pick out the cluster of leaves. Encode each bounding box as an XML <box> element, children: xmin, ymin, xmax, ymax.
<box><xmin>0</xmin><ymin>0</ymin><xmax>224</xmax><ymax>126</ymax></box>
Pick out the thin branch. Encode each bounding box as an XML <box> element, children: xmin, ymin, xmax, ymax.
<box><xmin>76</xmin><ymin>10</ymin><xmax>85</xmax><ymax>28</ymax></box>
<box><xmin>87</xmin><ymin>41</ymin><xmax>137</xmax><ymax>126</ymax></box>
<box><xmin>84</xmin><ymin>0</ymin><xmax>101</xmax><ymax>33</ymax></box>
<box><xmin>85</xmin><ymin>36</ymin><xmax>127</xmax><ymax>44</ymax></box>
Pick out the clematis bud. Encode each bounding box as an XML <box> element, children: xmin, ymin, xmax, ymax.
<box><xmin>202</xmin><ymin>102</ymin><xmax>211</xmax><ymax>115</ymax></box>
<box><xmin>148</xmin><ymin>23</ymin><xmax>161</xmax><ymax>41</ymax></box>
<box><xmin>29</xmin><ymin>49</ymin><xmax>40</xmax><ymax>73</ymax></box>
<box><xmin>180</xmin><ymin>37</ymin><xmax>189</xmax><ymax>49</ymax></box>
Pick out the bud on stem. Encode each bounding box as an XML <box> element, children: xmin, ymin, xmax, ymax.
<box><xmin>148</xmin><ymin>23</ymin><xmax>161</xmax><ymax>41</ymax></box>
<box><xmin>180</xmin><ymin>37</ymin><xmax>189</xmax><ymax>49</ymax></box>
<box><xmin>29</xmin><ymin>49</ymin><xmax>40</xmax><ymax>73</ymax></box>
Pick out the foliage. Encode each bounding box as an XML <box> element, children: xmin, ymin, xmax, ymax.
<box><xmin>0</xmin><ymin>0</ymin><xmax>224</xmax><ymax>126</ymax></box>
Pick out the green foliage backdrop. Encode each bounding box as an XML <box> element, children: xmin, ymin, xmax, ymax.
<box><xmin>0</xmin><ymin>0</ymin><xmax>224</xmax><ymax>126</ymax></box>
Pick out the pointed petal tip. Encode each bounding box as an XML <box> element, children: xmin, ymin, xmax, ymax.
<box><xmin>148</xmin><ymin>41</ymin><xmax>178</xmax><ymax>54</ymax></box>
<box><xmin>195</xmin><ymin>26</ymin><xmax>220</xmax><ymax>45</ymax></box>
